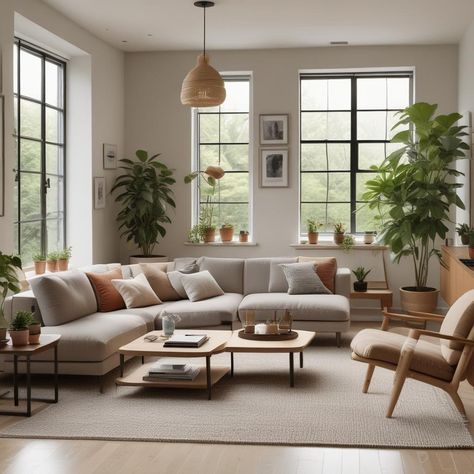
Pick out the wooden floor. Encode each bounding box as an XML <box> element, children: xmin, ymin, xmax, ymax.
<box><xmin>0</xmin><ymin>323</ymin><xmax>473</xmax><ymax>474</ymax></box>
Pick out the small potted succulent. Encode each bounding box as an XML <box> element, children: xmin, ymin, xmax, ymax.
<box><xmin>28</xmin><ymin>316</ymin><xmax>41</xmax><ymax>344</ymax></box>
<box><xmin>306</xmin><ymin>218</ymin><xmax>323</xmax><ymax>245</ymax></box>
<box><xmin>333</xmin><ymin>222</ymin><xmax>346</xmax><ymax>245</ymax></box>
<box><xmin>57</xmin><ymin>246</ymin><xmax>72</xmax><ymax>271</ymax></box>
<box><xmin>352</xmin><ymin>266</ymin><xmax>371</xmax><ymax>292</ymax></box>
<box><xmin>32</xmin><ymin>253</ymin><xmax>46</xmax><ymax>275</ymax></box>
<box><xmin>46</xmin><ymin>251</ymin><xmax>59</xmax><ymax>272</ymax></box>
<box><xmin>219</xmin><ymin>223</ymin><xmax>234</xmax><ymax>242</ymax></box>
<box><xmin>239</xmin><ymin>230</ymin><xmax>249</xmax><ymax>243</ymax></box>
<box><xmin>456</xmin><ymin>223</ymin><xmax>472</xmax><ymax>245</ymax></box>
<box><xmin>363</xmin><ymin>231</ymin><xmax>377</xmax><ymax>245</ymax></box>
<box><xmin>9</xmin><ymin>311</ymin><xmax>33</xmax><ymax>346</ymax></box>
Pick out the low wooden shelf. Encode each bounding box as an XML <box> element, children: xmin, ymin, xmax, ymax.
<box><xmin>350</xmin><ymin>289</ymin><xmax>393</xmax><ymax>309</ymax></box>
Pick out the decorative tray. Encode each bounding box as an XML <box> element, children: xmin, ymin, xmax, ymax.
<box><xmin>237</xmin><ymin>330</ymin><xmax>298</xmax><ymax>341</ymax></box>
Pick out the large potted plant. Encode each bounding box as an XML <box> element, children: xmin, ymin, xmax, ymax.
<box><xmin>0</xmin><ymin>252</ymin><xmax>22</xmax><ymax>340</ymax></box>
<box><xmin>112</xmin><ymin>149</ymin><xmax>176</xmax><ymax>262</ymax></box>
<box><xmin>363</xmin><ymin>103</ymin><xmax>469</xmax><ymax>312</ymax></box>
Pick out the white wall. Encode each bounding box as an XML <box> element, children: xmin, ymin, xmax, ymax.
<box><xmin>124</xmin><ymin>45</ymin><xmax>458</xmax><ymax>308</ymax></box>
<box><xmin>0</xmin><ymin>0</ymin><xmax>125</xmax><ymax>265</ymax></box>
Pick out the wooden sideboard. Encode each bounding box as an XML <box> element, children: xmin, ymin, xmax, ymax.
<box><xmin>440</xmin><ymin>246</ymin><xmax>474</xmax><ymax>305</ymax></box>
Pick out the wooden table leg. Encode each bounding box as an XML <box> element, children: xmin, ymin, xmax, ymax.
<box><xmin>120</xmin><ymin>354</ymin><xmax>124</xmax><ymax>378</ymax></box>
<box><xmin>206</xmin><ymin>356</ymin><xmax>212</xmax><ymax>400</ymax></box>
<box><xmin>289</xmin><ymin>352</ymin><xmax>295</xmax><ymax>387</ymax></box>
<box><xmin>13</xmin><ymin>355</ymin><xmax>18</xmax><ymax>406</ymax></box>
<box><xmin>26</xmin><ymin>356</ymin><xmax>31</xmax><ymax>417</ymax></box>
<box><xmin>299</xmin><ymin>352</ymin><xmax>303</xmax><ymax>368</ymax></box>
<box><xmin>230</xmin><ymin>352</ymin><xmax>234</xmax><ymax>377</ymax></box>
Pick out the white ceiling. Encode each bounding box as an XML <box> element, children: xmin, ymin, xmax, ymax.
<box><xmin>42</xmin><ymin>0</ymin><xmax>474</xmax><ymax>52</ymax></box>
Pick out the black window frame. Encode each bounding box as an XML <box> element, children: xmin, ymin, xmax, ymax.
<box><xmin>299</xmin><ymin>71</ymin><xmax>413</xmax><ymax>235</ymax></box>
<box><xmin>14</xmin><ymin>38</ymin><xmax>67</xmax><ymax>262</ymax></box>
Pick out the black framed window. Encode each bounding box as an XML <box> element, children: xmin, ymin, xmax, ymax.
<box><xmin>13</xmin><ymin>39</ymin><xmax>66</xmax><ymax>264</ymax></box>
<box><xmin>194</xmin><ymin>77</ymin><xmax>250</xmax><ymax>235</ymax></box>
<box><xmin>300</xmin><ymin>72</ymin><xmax>413</xmax><ymax>235</ymax></box>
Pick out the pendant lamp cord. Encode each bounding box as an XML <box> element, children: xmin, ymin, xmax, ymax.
<box><xmin>203</xmin><ymin>5</ymin><xmax>206</xmax><ymax>58</ymax></box>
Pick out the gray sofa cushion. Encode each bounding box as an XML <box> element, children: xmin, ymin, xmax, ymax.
<box><xmin>164</xmin><ymin>293</ymin><xmax>243</xmax><ymax>327</ymax></box>
<box><xmin>198</xmin><ymin>257</ymin><xmax>244</xmax><ymax>294</ymax></box>
<box><xmin>111</xmin><ymin>303</ymin><xmax>175</xmax><ymax>331</ymax></box>
<box><xmin>238</xmin><ymin>293</ymin><xmax>350</xmax><ymax>322</ymax></box>
<box><xmin>30</xmin><ymin>270</ymin><xmax>97</xmax><ymax>326</ymax></box>
<box><xmin>280</xmin><ymin>262</ymin><xmax>331</xmax><ymax>294</ymax></box>
<box><xmin>268</xmin><ymin>258</ymin><xmax>298</xmax><ymax>292</ymax></box>
<box><xmin>244</xmin><ymin>258</ymin><xmax>297</xmax><ymax>295</ymax></box>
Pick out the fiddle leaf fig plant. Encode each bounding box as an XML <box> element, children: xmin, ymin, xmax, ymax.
<box><xmin>111</xmin><ymin>149</ymin><xmax>176</xmax><ymax>257</ymax></box>
<box><xmin>362</xmin><ymin>103</ymin><xmax>469</xmax><ymax>290</ymax></box>
<box><xmin>0</xmin><ymin>252</ymin><xmax>22</xmax><ymax>329</ymax></box>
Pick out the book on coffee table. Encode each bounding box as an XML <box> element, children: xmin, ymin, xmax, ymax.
<box><xmin>163</xmin><ymin>334</ymin><xmax>209</xmax><ymax>348</ymax></box>
<box><xmin>143</xmin><ymin>366</ymin><xmax>200</xmax><ymax>382</ymax></box>
<box><xmin>148</xmin><ymin>359</ymin><xmax>193</xmax><ymax>375</ymax></box>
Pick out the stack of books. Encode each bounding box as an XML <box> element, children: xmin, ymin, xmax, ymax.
<box><xmin>163</xmin><ymin>334</ymin><xmax>209</xmax><ymax>348</ymax></box>
<box><xmin>143</xmin><ymin>359</ymin><xmax>200</xmax><ymax>382</ymax></box>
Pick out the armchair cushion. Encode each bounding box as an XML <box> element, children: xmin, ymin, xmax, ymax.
<box><xmin>351</xmin><ymin>328</ymin><xmax>455</xmax><ymax>382</ymax></box>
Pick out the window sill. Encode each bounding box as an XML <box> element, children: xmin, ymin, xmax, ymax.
<box><xmin>184</xmin><ymin>242</ymin><xmax>258</xmax><ymax>246</ymax></box>
<box><xmin>291</xmin><ymin>243</ymin><xmax>388</xmax><ymax>250</ymax></box>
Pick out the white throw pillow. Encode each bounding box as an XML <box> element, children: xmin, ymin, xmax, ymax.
<box><xmin>167</xmin><ymin>271</ymin><xmax>188</xmax><ymax>299</ymax></box>
<box><xmin>111</xmin><ymin>273</ymin><xmax>161</xmax><ymax>308</ymax></box>
<box><xmin>180</xmin><ymin>271</ymin><xmax>224</xmax><ymax>302</ymax></box>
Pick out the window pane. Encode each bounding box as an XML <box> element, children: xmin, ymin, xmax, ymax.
<box><xmin>45</xmin><ymin>61</ymin><xmax>63</xmax><ymax>108</ymax></box>
<box><xmin>200</xmin><ymin>144</ymin><xmax>219</xmax><ymax>169</ymax></box>
<box><xmin>300</xmin><ymin>202</ymin><xmax>351</xmax><ymax>233</ymax></box>
<box><xmin>46</xmin><ymin>107</ymin><xmax>64</xmax><ymax>143</ymax></box>
<box><xmin>217</xmin><ymin>173</ymin><xmax>248</xmax><ymax>202</ymax></box>
<box><xmin>46</xmin><ymin>144</ymin><xmax>64</xmax><ymax>175</ymax></box>
<box><xmin>20</xmin><ymin>99</ymin><xmax>41</xmax><ymax>139</ymax></box>
<box><xmin>301</xmin><ymin>79</ymin><xmax>351</xmax><ymax>110</ymax></box>
<box><xmin>356</xmin><ymin>172</ymin><xmax>376</xmax><ymax>200</ymax></box>
<box><xmin>301</xmin><ymin>112</ymin><xmax>350</xmax><ymax>140</ymax></box>
<box><xmin>205</xmin><ymin>203</ymin><xmax>249</xmax><ymax>232</ymax></box>
<box><xmin>47</xmin><ymin>217</ymin><xmax>64</xmax><ymax>253</ymax></box>
<box><xmin>301</xmin><ymin>172</ymin><xmax>350</xmax><ymax>202</ymax></box>
<box><xmin>357</xmin><ymin>78</ymin><xmax>387</xmax><ymax>110</ymax></box>
<box><xmin>387</xmin><ymin>78</ymin><xmax>410</xmax><ymax>109</ymax></box>
<box><xmin>20</xmin><ymin>173</ymin><xmax>42</xmax><ymax>220</ymax></box>
<box><xmin>301</xmin><ymin>143</ymin><xmax>350</xmax><ymax>171</ymax></box>
<box><xmin>46</xmin><ymin>176</ymin><xmax>64</xmax><ymax>217</ymax></box>
<box><xmin>359</xmin><ymin>142</ymin><xmax>404</xmax><ymax>169</ymax></box>
<box><xmin>220</xmin><ymin>114</ymin><xmax>248</xmax><ymax>143</ymax></box>
<box><xmin>199</xmin><ymin>113</ymin><xmax>219</xmax><ymax>143</ymax></box>
<box><xmin>20</xmin><ymin>221</ymin><xmax>42</xmax><ymax>265</ymax></box>
<box><xmin>220</xmin><ymin>81</ymin><xmax>249</xmax><ymax>112</ymax></box>
<box><xmin>20</xmin><ymin>139</ymin><xmax>41</xmax><ymax>172</ymax></box>
<box><xmin>355</xmin><ymin>203</ymin><xmax>379</xmax><ymax>233</ymax></box>
<box><xmin>20</xmin><ymin>49</ymin><xmax>42</xmax><ymax>100</ymax></box>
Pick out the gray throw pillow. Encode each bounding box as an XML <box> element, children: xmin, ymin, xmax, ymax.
<box><xmin>279</xmin><ymin>262</ymin><xmax>331</xmax><ymax>295</ymax></box>
<box><xmin>167</xmin><ymin>271</ymin><xmax>188</xmax><ymax>299</ymax></box>
<box><xmin>180</xmin><ymin>271</ymin><xmax>224</xmax><ymax>302</ymax></box>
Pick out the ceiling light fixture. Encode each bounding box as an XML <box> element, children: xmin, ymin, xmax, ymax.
<box><xmin>180</xmin><ymin>1</ymin><xmax>226</xmax><ymax>107</ymax></box>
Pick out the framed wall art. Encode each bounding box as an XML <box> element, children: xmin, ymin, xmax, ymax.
<box><xmin>103</xmin><ymin>143</ymin><xmax>117</xmax><ymax>169</ymax></box>
<box><xmin>94</xmin><ymin>177</ymin><xmax>106</xmax><ymax>209</ymax></box>
<box><xmin>260</xmin><ymin>149</ymin><xmax>288</xmax><ymax>187</ymax></box>
<box><xmin>260</xmin><ymin>114</ymin><xmax>288</xmax><ymax>145</ymax></box>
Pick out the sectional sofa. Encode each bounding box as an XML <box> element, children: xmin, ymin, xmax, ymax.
<box><xmin>2</xmin><ymin>256</ymin><xmax>350</xmax><ymax>384</ymax></box>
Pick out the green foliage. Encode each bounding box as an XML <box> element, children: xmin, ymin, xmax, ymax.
<box><xmin>0</xmin><ymin>253</ymin><xmax>22</xmax><ymax>328</ymax></box>
<box><xmin>10</xmin><ymin>311</ymin><xmax>33</xmax><ymax>331</ymax></box>
<box><xmin>352</xmin><ymin>266</ymin><xmax>371</xmax><ymax>282</ymax></box>
<box><xmin>58</xmin><ymin>246</ymin><xmax>72</xmax><ymax>260</ymax></box>
<box><xmin>32</xmin><ymin>253</ymin><xmax>46</xmax><ymax>262</ymax></box>
<box><xmin>341</xmin><ymin>235</ymin><xmax>355</xmax><ymax>251</ymax></box>
<box><xmin>456</xmin><ymin>223</ymin><xmax>471</xmax><ymax>237</ymax></box>
<box><xmin>47</xmin><ymin>251</ymin><xmax>59</xmax><ymax>261</ymax></box>
<box><xmin>221</xmin><ymin>223</ymin><xmax>233</xmax><ymax>229</ymax></box>
<box><xmin>306</xmin><ymin>218</ymin><xmax>323</xmax><ymax>233</ymax></box>
<box><xmin>333</xmin><ymin>222</ymin><xmax>346</xmax><ymax>234</ymax></box>
<box><xmin>362</xmin><ymin>103</ymin><xmax>469</xmax><ymax>289</ymax></box>
<box><xmin>111</xmin><ymin>149</ymin><xmax>176</xmax><ymax>257</ymax></box>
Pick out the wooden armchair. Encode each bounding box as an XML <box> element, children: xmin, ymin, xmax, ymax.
<box><xmin>351</xmin><ymin>290</ymin><xmax>474</xmax><ymax>418</ymax></box>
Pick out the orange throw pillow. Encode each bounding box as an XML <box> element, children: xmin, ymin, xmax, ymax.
<box><xmin>297</xmin><ymin>257</ymin><xmax>337</xmax><ymax>293</ymax></box>
<box><xmin>86</xmin><ymin>268</ymin><xmax>125</xmax><ymax>312</ymax></box>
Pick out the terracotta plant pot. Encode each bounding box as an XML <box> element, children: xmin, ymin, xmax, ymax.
<box><xmin>29</xmin><ymin>323</ymin><xmax>41</xmax><ymax>344</ymax></box>
<box><xmin>469</xmin><ymin>246</ymin><xmax>474</xmax><ymax>259</ymax></box>
<box><xmin>353</xmin><ymin>281</ymin><xmax>368</xmax><ymax>292</ymax></box>
<box><xmin>46</xmin><ymin>260</ymin><xmax>58</xmax><ymax>272</ymax></box>
<box><xmin>203</xmin><ymin>229</ymin><xmax>215</xmax><ymax>243</ymax></box>
<box><xmin>219</xmin><ymin>227</ymin><xmax>234</xmax><ymax>242</ymax></box>
<box><xmin>57</xmin><ymin>259</ymin><xmax>69</xmax><ymax>271</ymax></box>
<box><xmin>334</xmin><ymin>233</ymin><xmax>345</xmax><ymax>245</ymax></box>
<box><xmin>461</xmin><ymin>235</ymin><xmax>470</xmax><ymax>245</ymax></box>
<box><xmin>34</xmin><ymin>261</ymin><xmax>46</xmax><ymax>275</ymax></box>
<box><xmin>239</xmin><ymin>232</ymin><xmax>249</xmax><ymax>243</ymax></box>
<box><xmin>308</xmin><ymin>232</ymin><xmax>319</xmax><ymax>245</ymax></box>
<box><xmin>10</xmin><ymin>329</ymin><xmax>30</xmax><ymax>347</ymax></box>
<box><xmin>400</xmin><ymin>287</ymin><xmax>439</xmax><ymax>313</ymax></box>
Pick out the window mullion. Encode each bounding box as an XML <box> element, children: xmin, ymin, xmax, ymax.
<box><xmin>41</xmin><ymin>53</ymin><xmax>47</xmax><ymax>256</ymax></box>
<box><xmin>350</xmin><ymin>78</ymin><xmax>358</xmax><ymax>234</ymax></box>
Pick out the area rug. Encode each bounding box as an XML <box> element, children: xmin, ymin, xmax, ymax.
<box><xmin>0</xmin><ymin>345</ymin><xmax>472</xmax><ymax>448</ymax></box>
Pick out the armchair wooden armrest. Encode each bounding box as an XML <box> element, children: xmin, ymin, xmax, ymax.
<box><xmin>382</xmin><ymin>309</ymin><xmax>444</xmax><ymax>323</ymax></box>
<box><xmin>406</xmin><ymin>310</ymin><xmax>445</xmax><ymax>322</ymax></box>
<box><xmin>408</xmin><ymin>329</ymin><xmax>474</xmax><ymax>346</ymax></box>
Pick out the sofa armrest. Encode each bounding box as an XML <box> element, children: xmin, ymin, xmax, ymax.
<box><xmin>4</xmin><ymin>290</ymin><xmax>43</xmax><ymax>325</ymax></box>
<box><xmin>335</xmin><ymin>267</ymin><xmax>350</xmax><ymax>297</ymax></box>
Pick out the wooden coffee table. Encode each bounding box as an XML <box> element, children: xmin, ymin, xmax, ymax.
<box><xmin>225</xmin><ymin>329</ymin><xmax>315</xmax><ymax>387</ymax></box>
<box><xmin>116</xmin><ymin>330</ymin><xmax>231</xmax><ymax>400</ymax></box>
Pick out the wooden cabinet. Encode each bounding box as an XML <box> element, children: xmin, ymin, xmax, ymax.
<box><xmin>440</xmin><ymin>246</ymin><xmax>474</xmax><ymax>305</ymax></box>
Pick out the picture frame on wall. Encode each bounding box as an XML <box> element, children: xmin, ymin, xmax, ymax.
<box><xmin>260</xmin><ymin>149</ymin><xmax>288</xmax><ymax>187</ymax></box>
<box><xmin>260</xmin><ymin>114</ymin><xmax>288</xmax><ymax>145</ymax></box>
<box><xmin>94</xmin><ymin>177</ymin><xmax>106</xmax><ymax>209</ymax></box>
<box><xmin>103</xmin><ymin>143</ymin><xmax>117</xmax><ymax>169</ymax></box>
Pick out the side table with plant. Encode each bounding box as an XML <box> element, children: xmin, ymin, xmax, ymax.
<box><xmin>10</xmin><ymin>311</ymin><xmax>33</xmax><ymax>346</ymax></box>
<box><xmin>33</xmin><ymin>253</ymin><xmax>46</xmax><ymax>275</ymax></box>
<box><xmin>352</xmin><ymin>266</ymin><xmax>371</xmax><ymax>292</ymax></box>
<box><xmin>333</xmin><ymin>222</ymin><xmax>345</xmax><ymax>245</ymax></box>
<box><xmin>0</xmin><ymin>252</ymin><xmax>22</xmax><ymax>340</ymax></box>
<box><xmin>307</xmin><ymin>218</ymin><xmax>323</xmax><ymax>244</ymax></box>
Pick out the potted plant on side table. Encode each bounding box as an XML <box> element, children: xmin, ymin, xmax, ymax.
<box><xmin>363</xmin><ymin>102</ymin><xmax>469</xmax><ymax>312</ymax></box>
<box><xmin>307</xmin><ymin>218</ymin><xmax>322</xmax><ymax>244</ymax></box>
<box><xmin>0</xmin><ymin>252</ymin><xmax>22</xmax><ymax>341</ymax></box>
<box><xmin>352</xmin><ymin>266</ymin><xmax>371</xmax><ymax>292</ymax></box>
<box><xmin>9</xmin><ymin>311</ymin><xmax>33</xmax><ymax>346</ymax></box>
<box><xmin>33</xmin><ymin>253</ymin><xmax>46</xmax><ymax>275</ymax></box>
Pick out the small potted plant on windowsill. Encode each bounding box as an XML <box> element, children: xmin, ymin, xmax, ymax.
<box><xmin>456</xmin><ymin>223</ymin><xmax>471</xmax><ymax>245</ymax></box>
<box><xmin>363</xmin><ymin>231</ymin><xmax>377</xmax><ymax>245</ymax></box>
<box><xmin>32</xmin><ymin>253</ymin><xmax>46</xmax><ymax>275</ymax></box>
<box><xmin>46</xmin><ymin>251</ymin><xmax>59</xmax><ymax>273</ymax></box>
<box><xmin>219</xmin><ymin>223</ymin><xmax>234</xmax><ymax>242</ymax></box>
<box><xmin>306</xmin><ymin>218</ymin><xmax>323</xmax><ymax>245</ymax></box>
<box><xmin>333</xmin><ymin>222</ymin><xmax>346</xmax><ymax>245</ymax></box>
<box><xmin>9</xmin><ymin>311</ymin><xmax>33</xmax><ymax>346</ymax></box>
<box><xmin>352</xmin><ymin>266</ymin><xmax>371</xmax><ymax>292</ymax></box>
<box><xmin>239</xmin><ymin>230</ymin><xmax>249</xmax><ymax>243</ymax></box>
<box><xmin>57</xmin><ymin>246</ymin><xmax>72</xmax><ymax>271</ymax></box>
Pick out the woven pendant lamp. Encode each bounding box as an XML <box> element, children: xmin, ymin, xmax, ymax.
<box><xmin>181</xmin><ymin>1</ymin><xmax>226</xmax><ymax>107</ymax></box>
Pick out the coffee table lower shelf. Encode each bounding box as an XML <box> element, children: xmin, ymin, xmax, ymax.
<box><xmin>115</xmin><ymin>362</ymin><xmax>229</xmax><ymax>399</ymax></box>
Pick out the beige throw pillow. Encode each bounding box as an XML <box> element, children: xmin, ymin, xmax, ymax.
<box><xmin>180</xmin><ymin>271</ymin><xmax>224</xmax><ymax>302</ymax></box>
<box><xmin>139</xmin><ymin>263</ymin><xmax>180</xmax><ymax>301</ymax></box>
<box><xmin>111</xmin><ymin>273</ymin><xmax>161</xmax><ymax>308</ymax></box>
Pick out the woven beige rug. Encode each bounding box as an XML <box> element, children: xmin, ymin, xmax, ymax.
<box><xmin>1</xmin><ymin>345</ymin><xmax>472</xmax><ymax>448</ymax></box>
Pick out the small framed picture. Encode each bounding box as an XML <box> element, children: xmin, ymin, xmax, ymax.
<box><xmin>260</xmin><ymin>114</ymin><xmax>288</xmax><ymax>145</ymax></box>
<box><xmin>94</xmin><ymin>177</ymin><xmax>106</xmax><ymax>209</ymax></box>
<box><xmin>260</xmin><ymin>149</ymin><xmax>289</xmax><ymax>187</ymax></box>
<box><xmin>103</xmin><ymin>143</ymin><xmax>117</xmax><ymax>169</ymax></box>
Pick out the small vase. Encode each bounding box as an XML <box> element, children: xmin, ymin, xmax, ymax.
<box><xmin>239</xmin><ymin>232</ymin><xmax>249</xmax><ymax>243</ymax></box>
<box><xmin>162</xmin><ymin>316</ymin><xmax>175</xmax><ymax>336</ymax></box>
<box><xmin>10</xmin><ymin>329</ymin><xmax>30</xmax><ymax>346</ymax></box>
<box><xmin>363</xmin><ymin>233</ymin><xmax>375</xmax><ymax>245</ymax></box>
<box><xmin>353</xmin><ymin>281</ymin><xmax>368</xmax><ymax>292</ymax></box>
<box><xmin>308</xmin><ymin>232</ymin><xmax>319</xmax><ymax>244</ymax></box>
<box><xmin>461</xmin><ymin>235</ymin><xmax>470</xmax><ymax>245</ymax></box>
